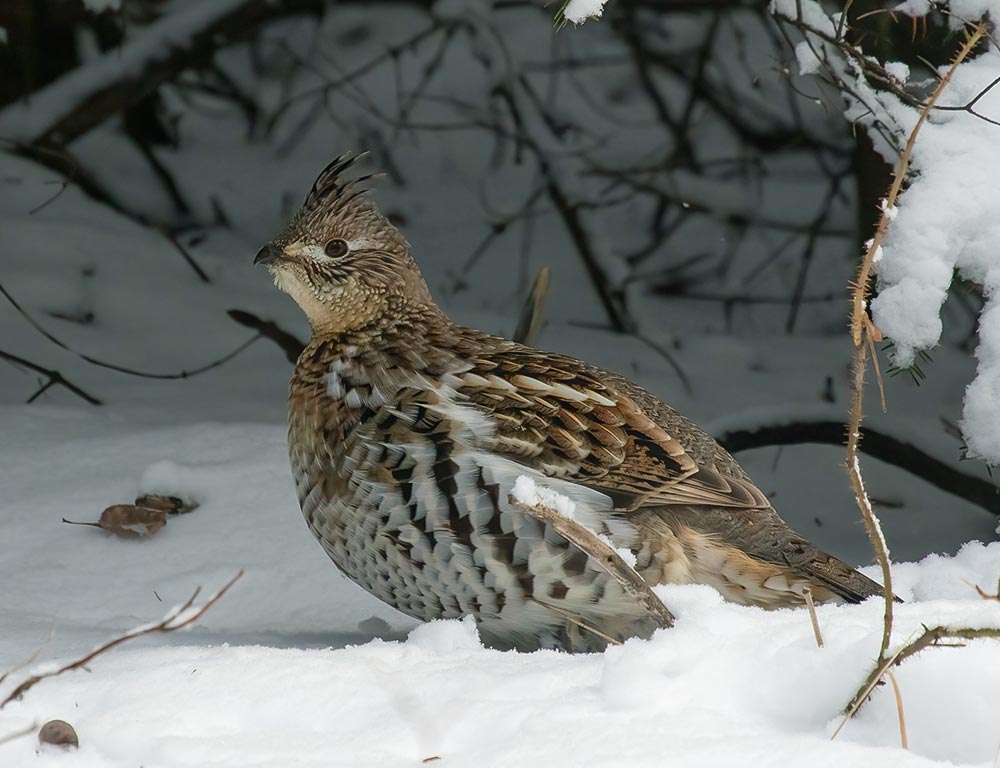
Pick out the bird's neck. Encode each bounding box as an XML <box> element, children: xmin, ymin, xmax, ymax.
<box><xmin>288</xmin><ymin>305</ymin><xmax>463</xmax><ymax>472</ymax></box>
<box><xmin>293</xmin><ymin>301</ymin><xmax>458</xmax><ymax>401</ymax></box>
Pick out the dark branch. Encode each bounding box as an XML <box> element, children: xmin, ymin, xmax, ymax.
<box><xmin>227</xmin><ymin>309</ymin><xmax>305</xmax><ymax>364</ymax></box>
<box><xmin>0</xmin><ymin>349</ymin><xmax>102</xmax><ymax>405</ymax></box>
<box><xmin>716</xmin><ymin>420</ymin><xmax>999</xmax><ymax>515</ymax></box>
<box><xmin>0</xmin><ymin>280</ymin><xmax>260</xmax><ymax>381</ymax></box>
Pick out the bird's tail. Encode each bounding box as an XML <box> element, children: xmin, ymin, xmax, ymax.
<box><xmin>798</xmin><ymin>549</ymin><xmax>890</xmax><ymax>604</ymax></box>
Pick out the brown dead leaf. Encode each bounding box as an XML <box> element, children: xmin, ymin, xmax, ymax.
<box><xmin>63</xmin><ymin>505</ymin><xmax>167</xmax><ymax>538</ymax></box>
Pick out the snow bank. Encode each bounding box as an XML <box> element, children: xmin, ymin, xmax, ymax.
<box><xmin>3</xmin><ymin>550</ymin><xmax>1000</xmax><ymax>766</ymax></box>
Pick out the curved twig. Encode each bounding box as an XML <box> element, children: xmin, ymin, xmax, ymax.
<box><xmin>0</xmin><ymin>571</ymin><xmax>243</xmax><ymax>709</ymax></box>
<box><xmin>1</xmin><ymin>280</ymin><xmax>260</xmax><ymax>381</ymax></box>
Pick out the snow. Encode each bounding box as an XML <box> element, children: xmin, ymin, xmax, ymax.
<box><xmin>0</xmin><ymin>0</ymin><xmax>247</xmax><ymax>142</ymax></box>
<box><xmin>775</xmin><ymin>0</ymin><xmax>1000</xmax><ymax>462</ymax></box>
<box><xmin>562</xmin><ymin>0</ymin><xmax>608</xmax><ymax>25</ymax></box>
<box><xmin>885</xmin><ymin>62</ymin><xmax>911</xmax><ymax>83</ymax></box>
<box><xmin>2</xmin><ymin>1</ymin><xmax>1000</xmax><ymax>764</ymax></box>
<box><xmin>0</xmin><ymin>394</ymin><xmax>994</xmax><ymax>766</ymax></box>
<box><xmin>511</xmin><ymin>474</ymin><xmax>579</xmax><ymax>520</ymax></box>
<box><xmin>3</xmin><ymin>452</ymin><xmax>1000</xmax><ymax>768</ymax></box>
<box><xmin>511</xmin><ymin>475</ymin><xmax>639</xmax><ymax>568</ymax></box>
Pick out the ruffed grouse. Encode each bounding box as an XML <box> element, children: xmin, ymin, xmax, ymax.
<box><xmin>256</xmin><ymin>153</ymin><xmax>883</xmax><ymax>652</ymax></box>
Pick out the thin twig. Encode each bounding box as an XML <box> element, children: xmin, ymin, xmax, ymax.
<box><xmin>842</xmin><ymin>25</ymin><xmax>986</xmax><ymax>712</ymax></box>
<box><xmin>886</xmin><ymin>670</ymin><xmax>908</xmax><ymax>749</ymax></box>
<box><xmin>0</xmin><ymin>570</ymin><xmax>243</xmax><ymax>709</ymax></box>
<box><xmin>513</xmin><ymin>267</ymin><xmax>552</xmax><ymax>346</ymax></box>
<box><xmin>0</xmin><ymin>280</ymin><xmax>260</xmax><ymax>381</ymax></box>
<box><xmin>508</xmin><ymin>494</ymin><xmax>674</xmax><ymax>630</ymax></box>
<box><xmin>0</xmin><ymin>349</ymin><xmax>102</xmax><ymax>405</ymax></box>
<box><xmin>802</xmin><ymin>587</ymin><xmax>824</xmax><ymax>648</ymax></box>
<box><xmin>839</xmin><ymin>625</ymin><xmax>1000</xmax><ymax>720</ymax></box>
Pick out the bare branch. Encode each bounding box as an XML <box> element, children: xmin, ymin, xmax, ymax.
<box><xmin>715</xmin><ymin>419</ymin><xmax>999</xmax><ymax>516</ymax></box>
<box><xmin>0</xmin><ymin>0</ymin><xmax>327</xmax><ymax>148</ymax></box>
<box><xmin>836</xmin><ymin>22</ymin><xmax>988</xmax><ymax>721</ymax></box>
<box><xmin>227</xmin><ymin>309</ymin><xmax>306</xmax><ymax>364</ymax></box>
<box><xmin>0</xmin><ymin>280</ymin><xmax>260</xmax><ymax>381</ymax></box>
<box><xmin>513</xmin><ymin>267</ymin><xmax>551</xmax><ymax>346</ymax></box>
<box><xmin>0</xmin><ymin>571</ymin><xmax>243</xmax><ymax>709</ymax></box>
<box><xmin>0</xmin><ymin>349</ymin><xmax>102</xmax><ymax>405</ymax></box>
<box><xmin>508</xmin><ymin>494</ymin><xmax>674</xmax><ymax>631</ymax></box>
<box><xmin>837</xmin><ymin>625</ymin><xmax>1000</xmax><ymax>725</ymax></box>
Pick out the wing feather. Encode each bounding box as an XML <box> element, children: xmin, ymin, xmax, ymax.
<box><xmin>456</xmin><ymin>341</ymin><xmax>770</xmax><ymax>512</ymax></box>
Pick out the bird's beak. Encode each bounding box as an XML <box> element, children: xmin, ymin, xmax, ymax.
<box><xmin>254</xmin><ymin>243</ymin><xmax>284</xmax><ymax>266</ymax></box>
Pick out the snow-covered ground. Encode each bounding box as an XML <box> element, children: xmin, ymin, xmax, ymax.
<box><xmin>2</xmin><ymin>2</ymin><xmax>1000</xmax><ymax>765</ymax></box>
<box><xmin>2</xmin><ymin>415</ymin><xmax>999</xmax><ymax>767</ymax></box>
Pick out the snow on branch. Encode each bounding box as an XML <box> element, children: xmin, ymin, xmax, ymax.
<box><xmin>0</xmin><ymin>0</ymin><xmax>319</xmax><ymax>147</ymax></box>
<box><xmin>772</xmin><ymin>0</ymin><xmax>1000</xmax><ymax>464</ymax></box>
<box><xmin>557</xmin><ymin>0</ymin><xmax>609</xmax><ymax>27</ymax></box>
<box><xmin>509</xmin><ymin>476</ymin><xmax>675</xmax><ymax>634</ymax></box>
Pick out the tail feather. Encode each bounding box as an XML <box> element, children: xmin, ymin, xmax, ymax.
<box><xmin>649</xmin><ymin>506</ymin><xmax>897</xmax><ymax>607</ymax></box>
<box><xmin>797</xmin><ymin>550</ymin><xmax>889</xmax><ymax>604</ymax></box>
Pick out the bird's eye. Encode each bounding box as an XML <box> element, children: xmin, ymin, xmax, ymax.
<box><xmin>324</xmin><ymin>238</ymin><xmax>349</xmax><ymax>259</ymax></box>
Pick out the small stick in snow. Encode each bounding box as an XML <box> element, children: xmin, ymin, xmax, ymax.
<box><xmin>513</xmin><ymin>267</ymin><xmax>551</xmax><ymax>346</ymax></box>
<box><xmin>508</xmin><ymin>494</ymin><xmax>674</xmax><ymax>632</ymax></box>
<box><xmin>801</xmin><ymin>587</ymin><xmax>823</xmax><ymax>648</ymax></box>
<box><xmin>969</xmin><ymin>576</ymin><xmax>1000</xmax><ymax>602</ymax></box>
<box><xmin>886</xmin><ymin>671</ymin><xmax>908</xmax><ymax>750</ymax></box>
<box><xmin>0</xmin><ymin>637</ymin><xmax>50</xmax><ymax>691</ymax></box>
<box><xmin>0</xmin><ymin>570</ymin><xmax>243</xmax><ymax>709</ymax></box>
<box><xmin>528</xmin><ymin>596</ymin><xmax>621</xmax><ymax>646</ymax></box>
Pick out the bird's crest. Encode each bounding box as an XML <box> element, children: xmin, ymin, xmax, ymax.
<box><xmin>303</xmin><ymin>151</ymin><xmax>382</xmax><ymax>215</ymax></box>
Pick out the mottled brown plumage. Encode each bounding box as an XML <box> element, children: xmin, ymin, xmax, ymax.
<box><xmin>256</xmin><ymin>153</ymin><xmax>883</xmax><ymax>652</ymax></box>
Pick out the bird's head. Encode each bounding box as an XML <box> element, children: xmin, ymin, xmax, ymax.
<box><xmin>255</xmin><ymin>152</ymin><xmax>434</xmax><ymax>334</ymax></box>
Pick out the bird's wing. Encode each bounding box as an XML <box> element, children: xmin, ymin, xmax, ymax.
<box><xmin>342</xmin><ymin>382</ymin><xmax>671</xmax><ymax>650</ymax></box>
<box><xmin>454</xmin><ymin>342</ymin><xmax>771</xmax><ymax>512</ymax></box>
